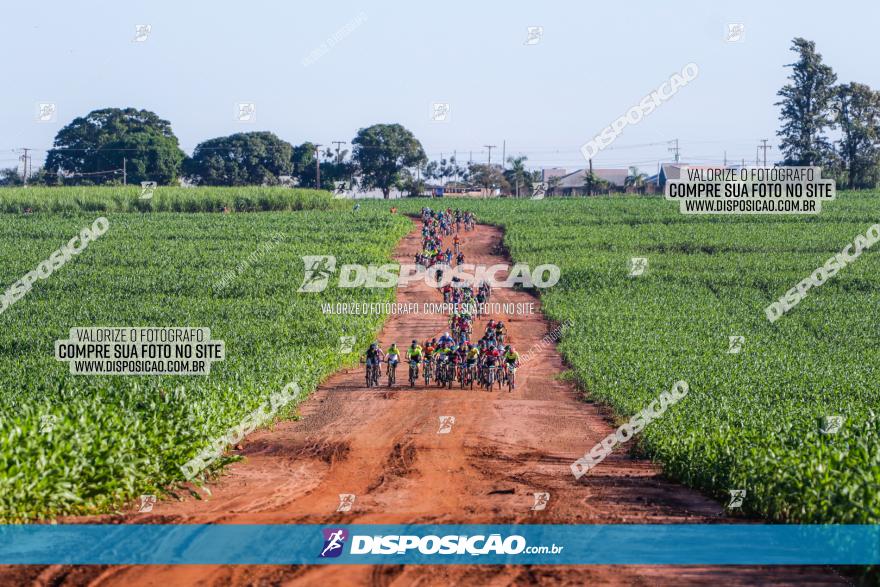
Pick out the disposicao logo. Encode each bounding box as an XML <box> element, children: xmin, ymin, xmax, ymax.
<box><xmin>297</xmin><ymin>255</ymin><xmax>560</xmax><ymax>293</ymax></box>
<box><xmin>319</xmin><ymin>528</ymin><xmax>349</xmax><ymax>558</ymax></box>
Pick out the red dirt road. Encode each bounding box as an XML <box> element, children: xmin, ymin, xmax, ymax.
<box><xmin>3</xmin><ymin>222</ymin><xmax>846</xmax><ymax>586</ymax></box>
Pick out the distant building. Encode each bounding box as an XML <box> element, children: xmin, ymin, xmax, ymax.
<box><xmin>552</xmin><ymin>168</ymin><xmax>629</xmax><ymax>196</ymax></box>
<box><xmin>541</xmin><ymin>168</ymin><xmax>568</xmax><ymax>183</ymax></box>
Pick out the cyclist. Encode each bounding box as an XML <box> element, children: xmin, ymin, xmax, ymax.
<box><xmin>503</xmin><ymin>344</ymin><xmax>519</xmax><ymax>371</ymax></box>
<box><xmin>408</xmin><ymin>340</ymin><xmax>423</xmax><ymax>362</ymax></box>
<box><xmin>466</xmin><ymin>343</ymin><xmax>480</xmax><ymax>367</ymax></box>
<box><xmin>438</xmin><ymin>331</ymin><xmax>455</xmax><ymax>347</ymax></box>
<box><xmin>365</xmin><ymin>342</ymin><xmax>384</xmax><ymax>384</ymax></box>
<box><xmin>482</xmin><ymin>344</ymin><xmax>501</xmax><ymax>389</ymax></box>
<box><xmin>433</xmin><ymin>341</ymin><xmax>453</xmax><ymax>383</ymax></box>
<box><xmin>484</xmin><ymin>325</ymin><xmax>497</xmax><ymax>345</ymax></box>
<box><xmin>495</xmin><ymin>320</ymin><xmax>506</xmax><ymax>344</ymax></box>
<box><xmin>441</xmin><ymin>283</ymin><xmax>453</xmax><ymax>303</ymax></box>
<box><xmin>386</xmin><ymin>343</ymin><xmax>401</xmax><ymax>382</ymax></box>
<box><xmin>407</xmin><ymin>340</ymin><xmax>423</xmax><ymax>383</ymax></box>
<box><xmin>451</xmin><ymin>343</ymin><xmax>465</xmax><ymax>381</ymax></box>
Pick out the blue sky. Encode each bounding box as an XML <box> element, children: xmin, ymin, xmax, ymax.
<box><xmin>2</xmin><ymin>0</ymin><xmax>877</xmax><ymax>174</ymax></box>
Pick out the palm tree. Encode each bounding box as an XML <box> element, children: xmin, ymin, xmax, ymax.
<box><xmin>625</xmin><ymin>166</ymin><xmax>648</xmax><ymax>193</ymax></box>
<box><xmin>504</xmin><ymin>156</ymin><xmax>529</xmax><ymax>197</ymax></box>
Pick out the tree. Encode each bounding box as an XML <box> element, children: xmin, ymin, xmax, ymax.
<box><xmin>352</xmin><ymin>124</ymin><xmax>426</xmax><ymax>198</ymax></box>
<box><xmin>45</xmin><ymin>108</ymin><xmax>185</xmax><ymax>185</ymax></box>
<box><xmin>583</xmin><ymin>170</ymin><xmax>609</xmax><ymax>195</ymax></box>
<box><xmin>833</xmin><ymin>83</ymin><xmax>880</xmax><ymax>189</ymax></box>
<box><xmin>423</xmin><ymin>160</ymin><xmax>440</xmax><ymax>185</ymax></box>
<box><xmin>291</xmin><ymin>142</ymin><xmax>320</xmax><ymax>187</ymax></box>
<box><xmin>625</xmin><ymin>166</ymin><xmax>648</xmax><ymax>193</ymax></box>
<box><xmin>0</xmin><ymin>168</ymin><xmax>23</xmax><ymax>187</ymax></box>
<box><xmin>776</xmin><ymin>38</ymin><xmax>838</xmax><ymax>166</ymax></box>
<box><xmin>504</xmin><ymin>156</ymin><xmax>531</xmax><ymax>197</ymax></box>
<box><xmin>468</xmin><ymin>163</ymin><xmax>509</xmax><ymax>194</ymax></box>
<box><xmin>398</xmin><ymin>168</ymin><xmax>426</xmax><ymax>197</ymax></box>
<box><xmin>185</xmin><ymin>132</ymin><xmax>293</xmax><ymax>186</ymax></box>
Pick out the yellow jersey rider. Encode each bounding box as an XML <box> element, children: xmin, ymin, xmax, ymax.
<box><xmin>503</xmin><ymin>345</ymin><xmax>519</xmax><ymax>366</ymax></box>
<box><xmin>386</xmin><ymin>343</ymin><xmax>401</xmax><ymax>370</ymax></box>
<box><xmin>408</xmin><ymin>340</ymin><xmax>423</xmax><ymax>362</ymax></box>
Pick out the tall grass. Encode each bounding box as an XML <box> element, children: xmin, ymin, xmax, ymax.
<box><xmin>0</xmin><ymin>186</ymin><xmax>343</xmax><ymax>214</ymax></box>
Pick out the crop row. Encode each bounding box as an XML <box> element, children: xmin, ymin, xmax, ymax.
<box><xmin>385</xmin><ymin>193</ymin><xmax>880</xmax><ymax>523</ymax></box>
<box><xmin>0</xmin><ymin>208</ymin><xmax>411</xmax><ymax>520</ymax></box>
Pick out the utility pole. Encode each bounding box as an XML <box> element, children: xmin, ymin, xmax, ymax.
<box><xmin>469</xmin><ymin>151</ymin><xmax>472</xmax><ymax>164</ymax></box>
<box><xmin>314</xmin><ymin>144</ymin><xmax>322</xmax><ymax>189</ymax></box>
<box><xmin>332</xmin><ymin>141</ymin><xmax>346</xmax><ymax>164</ymax></box>
<box><xmin>723</xmin><ymin>151</ymin><xmax>727</xmax><ymax>167</ymax></box>
<box><xmin>501</xmin><ymin>140</ymin><xmax>506</xmax><ymax>169</ymax></box>
<box><xmin>123</xmin><ymin>157</ymin><xmax>127</xmax><ymax>185</ymax></box>
<box><xmin>668</xmin><ymin>139</ymin><xmax>680</xmax><ymax>163</ymax></box>
<box><xmin>759</xmin><ymin>139</ymin><xmax>771</xmax><ymax>167</ymax></box>
<box><xmin>587</xmin><ymin>158</ymin><xmax>594</xmax><ymax>196</ymax></box>
<box><xmin>20</xmin><ymin>148</ymin><xmax>31</xmax><ymax>187</ymax></box>
<box><xmin>484</xmin><ymin>145</ymin><xmax>496</xmax><ymax>166</ymax></box>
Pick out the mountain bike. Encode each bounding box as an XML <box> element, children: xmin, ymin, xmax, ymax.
<box><xmin>423</xmin><ymin>357</ymin><xmax>433</xmax><ymax>386</ymax></box>
<box><xmin>408</xmin><ymin>359</ymin><xmax>419</xmax><ymax>387</ymax></box>
<box><xmin>461</xmin><ymin>361</ymin><xmax>475</xmax><ymax>390</ymax></box>
<box><xmin>436</xmin><ymin>358</ymin><xmax>453</xmax><ymax>389</ymax></box>
<box><xmin>506</xmin><ymin>363</ymin><xmax>517</xmax><ymax>392</ymax></box>
<box><xmin>365</xmin><ymin>360</ymin><xmax>380</xmax><ymax>388</ymax></box>
<box><xmin>386</xmin><ymin>360</ymin><xmax>397</xmax><ymax>387</ymax></box>
<box><xmin>482</xmin><ymin>364</ymin><xmax>497</xmax><ymax>391</ymax></box>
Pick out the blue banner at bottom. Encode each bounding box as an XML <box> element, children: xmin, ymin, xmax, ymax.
<box><xmin>0</xmin><ymin>524</ymin><xmax>878</xmax><ymax>565</ymax></box>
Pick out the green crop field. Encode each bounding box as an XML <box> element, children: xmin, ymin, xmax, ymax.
<box><xmin>3</xmin><ymin>187</ymin><xmax>879</xmax><ymax>527</ymax></box>
<box><xmin>386</xmin><ymin>193</ymin><xmax>880</xmax><ymax>524</ymax></box>
<box><xmin>0</xmin><ymin>195</ymin><xmax>411</xmax><ymax>521</ymax></box>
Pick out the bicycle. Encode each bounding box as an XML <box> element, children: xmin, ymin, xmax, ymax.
<box><xmin>365</xmin><ymin>360</ymin><xmax>380</xmax><ymax>388</ymax></box>
<box><xmin>436</xmin><ymin>358</ymin><xmax>453</xmax><ymax>389</ymax></box>
<box><xmin>423</xmin><ymin>357</ymin><xmax>433</xmax><ymax>386</ymax></box>
<box><xmin>506</xmin><ymin>363</ymin><xmax>517</xmax><ymax>392</ymax></box>
<box><xmin>386</xmin><ymin>360</ymin><xmax>398</xmax><ymax>387</ymax></box>
<box><xmin>461</xmin><ymin>361</ymin><xmax>476</xmax><ymax>390</ymax></box>
<box><xmin>408</xmin><ymin>359</ymin><xmax>419</xmax><ymax>387</ymax></box>
<box><xmin>482</xmin><ymin>364</ymin><xmax>496</xmax><ymax>391</ymax></box>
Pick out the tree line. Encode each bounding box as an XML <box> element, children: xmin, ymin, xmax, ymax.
<box><xmin>2</xmin><ymin>112</ymin><xmax>429</xmax><ymax>198</ymax></box>
<box><xmin>2</xmin><ymin>108</ymin><xmax>550</xmax><ymax>197</ymax></box>
<box><xmin>4</xmin><ymin>37</ymin><xmax>878</xmax><ymax>194</ymax></box>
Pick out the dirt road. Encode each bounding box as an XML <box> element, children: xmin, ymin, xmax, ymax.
<box><xmin>4</xmin><ymin>222</ymin><xmax>845</xmax><ymax>586</ymax></box>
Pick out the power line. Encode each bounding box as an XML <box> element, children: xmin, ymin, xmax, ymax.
<box><xmin>759</xmin><ymin>139</ymin><xmax>772</xmax><ymax>166</ymax></box>
<box><xmin>483</xmin><ymin>145</ymin><xmax>496</xmax><ymax>165</ymax></box>
<box><xmin>20</xmin><ymin>148</ymin><xmax>32</xmax><ymax>186</ymax></box>
<box><xmin>314</xmin><ymin>144</ymin><xmax>322</xmax><ymax>189</ymax></box>
<box><xmin>332</xmin><ymin>140</ymin><xmax>346</xmax><ymax>164</ymax></box>
<box><xmin>668</xmin><ymin>139</ymin><xmax>680</xmax><ymax>163</ymax></box>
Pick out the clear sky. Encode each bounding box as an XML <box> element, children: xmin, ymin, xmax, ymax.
<box><xmin>2</xmin><ymin>0</ymin><xmax>877</xmax><ymax>175</ymax></box>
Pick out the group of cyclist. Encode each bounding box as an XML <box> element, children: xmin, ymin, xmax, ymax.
<box><xmin>364</xmin><ymin>207</ymin><xmax>521</xmax><ymax>391</ymax></box>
